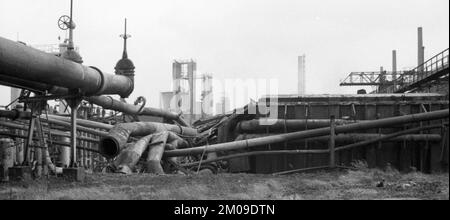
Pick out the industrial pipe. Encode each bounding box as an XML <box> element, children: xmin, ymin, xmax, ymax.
<box><xmin>0</xmin><ymin>131</ymin><xmax>99</xmax><ymax>148</ymax></box>
<box><xmin>44</xmin><ymin>118</ymin><xmax>108</xmax><ymax>137</ymax></box>
<box><xmin>0</xmin><ymin>74</ymin><xmax>67</xmax><ymax>95</ymax></box>
<box><xmin>100</xmin><ymin>122</ymin><xmax>198</xmax><ymax>158</ymax></box>
<box><xmin>87</xmin><ymin>96</ymin><xmax>188</xmax><ymax>126</ymax></box>
<box><xmin>35</xmin><ymin>119</ymin><xmax>56</xmax><ymax>174</ymax></box>
<box><xmin>46</xmin><ymin>114</ymin><xmax>113</xmax><ymax>130</ymax></box>
<box><xmin>0</xmin><ymin>110</ymin><xmax>112</xmax><ymax>131</ymax></box>
<box><xmin>236</xmin><ymin>133</ymin><xmax>442</xmax><ymax>143</ymax></box>
<box><xmin>335</xmin><ymin>124</ymin><xmax>446</xmax><ymax>152</ymax></box>
<box><xmin>164</xmin><ymin>109</ymin><xmax>449</xmax><ymax>157</ymax></box>
<box><xmin>113</xmin><ymin>135</ymin><xmax>152</xmax><ymax>174</ymax></box>
<box><xmin>0</xmin><ymin>36</ymin><xmax>133</xmax><ymax>98</ymax></box>
<box><xmin>0</xmin><ymin>121</ymin><xmax>101</xmax><ymax>143</ymax></box>
<box><xmin>146</xmin><ymin>132</ymin><xmax>169</xmax><ymax>175</ymax></box>
<box><xmin>0</xmin><ymin>132</ymin><xmax>99</xmax><ymax>153</ymax></box>
<box><xmin>0</xmin><ymin>110</ymin><xmax>32</xmax><ymax>120</ymax></box>
<box><xmin>237</xmin><ymin>119</ymin><xmax>364</xmax><ymax>132</ymax></box>
<box><xmin>181</xmin><ymin>124</ymin><xmax>446</xmax><ymax>168</ymax></box>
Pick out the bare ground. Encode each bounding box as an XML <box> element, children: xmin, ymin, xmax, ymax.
<box><xmin>0</xmin><ymin>169</ymin><xmax>448</xmax><ymax>200</ymax></box>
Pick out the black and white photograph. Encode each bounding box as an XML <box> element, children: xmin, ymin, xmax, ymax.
<box><xmin>0</xmin><ymin>0</ymin><xmax>448</xmax><ymax>205</ymax></box>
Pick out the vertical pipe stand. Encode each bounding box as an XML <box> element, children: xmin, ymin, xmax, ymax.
<box><xmin>329</xmin><ymin>115</ymin><xmax>336</xmax><ymax>168</ymax></box>
<box><xmin>62</xmin><ymin>96</ymin><xmax>85</xmax><ymax>181</ymax></box>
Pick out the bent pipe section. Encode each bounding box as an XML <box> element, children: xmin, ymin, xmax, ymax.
<box><xmin>87</xmin><ymin>96</ymin><xmax>188</xmax><ymax>126</ymax></box>
<box><xmin>0</xmin><ymin>36</ymin><xmax>133</xmax><ymax>98</ymax></box>
<box><xmin>114</xmin><ymin>135</ymin><xmax>153</xmax><ymax>174</ymax></box>
<box><xmin>99</xmin><ymin>122</ymin><xmax>198</xmax><ymax>158</ymax></box>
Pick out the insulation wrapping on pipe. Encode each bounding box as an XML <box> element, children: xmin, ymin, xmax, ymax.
<box><xmin>0</xmin><ymin>36</ymin><xmax>133</xmax><ymax>98</ymax></box>
<box><xmin>100</xmin><ymin>122</ymin><xmax>198</xmax><ymax>158</ymax></box>
<box><xmin>164</xmin><ymin>109</ymin><xmax>449</xmax><ymax>157</ymax></box>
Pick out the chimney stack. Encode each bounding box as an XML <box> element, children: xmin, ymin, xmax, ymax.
<box><xmin>418</xmin><ymin>27</ymin><xmax>425</xmax><ymax>71</ymax></box>
<box><xmin>298</xmin><ymin>55</ymin><xmax>306</xmax><ymax>95</ymax></box>
<box><xmin>392</xmin><ymin>50</ymin><xmax>397</xmax><ymax>80</ymax></box>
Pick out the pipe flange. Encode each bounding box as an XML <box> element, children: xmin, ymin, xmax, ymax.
<box><xmin>89</xmin><ymin>66</ymin><xmax>106</xmax><ymax>96</ymax></box>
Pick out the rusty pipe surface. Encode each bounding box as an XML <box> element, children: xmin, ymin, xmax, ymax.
<box><xmin>237</xmin><ymin>119</ymin><xmax>365</xmax><ymax>132</ymax></box>
<box><xmin>164</xmin><ymin>109</ymin><xmax>449</xmax><ymax>157</ymax></box>
<box><xmin>87</xmin><ymin>96</ymin><xmax>188</xmax><ymax>126</ymax></box>
<box><xmin>100</xmin><ymin>122</ymin><xmax>198</xmax><ymax>158</ymax></box>
<box><xmin>114</xmin><ymin>135</ymin><xmax>152</xmax><ymax>174</ymax></box>
<box><xmin>0</xmin><ymin>36</ymin><xmax>133</xmax><ymax>98</ymax></box>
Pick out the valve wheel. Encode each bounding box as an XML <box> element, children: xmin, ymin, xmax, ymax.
<box><xmin>58</xmin><ymin>15</ymin><xmax>71</xmax><ymax>30</ymax></box>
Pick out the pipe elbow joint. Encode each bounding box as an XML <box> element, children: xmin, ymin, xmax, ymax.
<box><xmin>99</xmin><ymin>125</ymin><xmax>132</xmax><ymax>159</ymax></box>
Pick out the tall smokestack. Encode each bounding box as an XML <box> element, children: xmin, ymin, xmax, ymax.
<box><xmin>392</xmin><ymin>50</ymin><xmax>397</xmax><ymax>80</ymax></box>
<box><xmin>418</xmin><ymin>27</ymin><xmax>425</xmax><ymax>71</ymax></box>
<box><xmin>298</xmin><ymin>55</ymin><xmax>306</xmax><ymax>95</ymax></box>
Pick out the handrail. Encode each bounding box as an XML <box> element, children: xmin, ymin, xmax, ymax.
<box><xmin>395</xmin><ymin>48</ymin><xmax>449</xmax><ymax>92</ymax></box>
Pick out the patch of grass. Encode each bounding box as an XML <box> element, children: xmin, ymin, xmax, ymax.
<box><xmin>0</xmin><ymin>170</ymin><xmax>447</xmax><ymax>200</ymax></box>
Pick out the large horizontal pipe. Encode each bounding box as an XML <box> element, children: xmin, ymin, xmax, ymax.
<box><xmin>46</xmin><ymin>114</ymin><xmax>113</xmax><ymax>130</ymax></box>
<box><xmin>0</xmin><ymin>74</ymin><xmax>67</xmax><ymax>95</ymax></box>
<box><xmin>237</xmin><ymin>119</ymin><xmax>364</xmax><ymax>132</ymax></box>
<box><xmin>0</xmin><ymin>110</ymin><xmax>31</xmax><ymax>120</ymax></box>
<box><xmin>0</xmin><ymin>109</ymin><xmax>113</xmax><ymax>131</ymax></box>
<box><xmin>87</xmin><ymin>96</ymin><xmax>188</xmax><ymax>126</ymax></box>
<box><xmin>180</xmin><ymin>124</ymin><xmax>445</xmax><ymax>168</ymax></box>
<box><xmin>236</xmin><ymin>133</ymin><xmax>443</xmax><ymax>143</ymax></box>
<box><xmin>100</xmin><ymin>122</ymin><xmax>198</xmax><ymax>158</ymax></box>
<box><xmin>0</xmin><ymin>36</ymin><xmax>133</xmax><ymax>98</ymax></box>
<box><xmin>335</xmin><ymin>124</ymin><xmax>445</xmax><ymax>152</ymax></box>
<box><xmin>164</xmin><ymin>109</ymin><xmax>449</xmax><ymax>157</ymax></box>
<box><xmin>43</xmin><ymin>118</ymin><xmax>108</xmax><ymax>137</ymax></box>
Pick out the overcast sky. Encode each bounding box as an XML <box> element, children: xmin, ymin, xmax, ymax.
<box><xmin>0</xmin><ymin>0</ymin><xmax>449</xmax><ymax>109</ymax></box>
